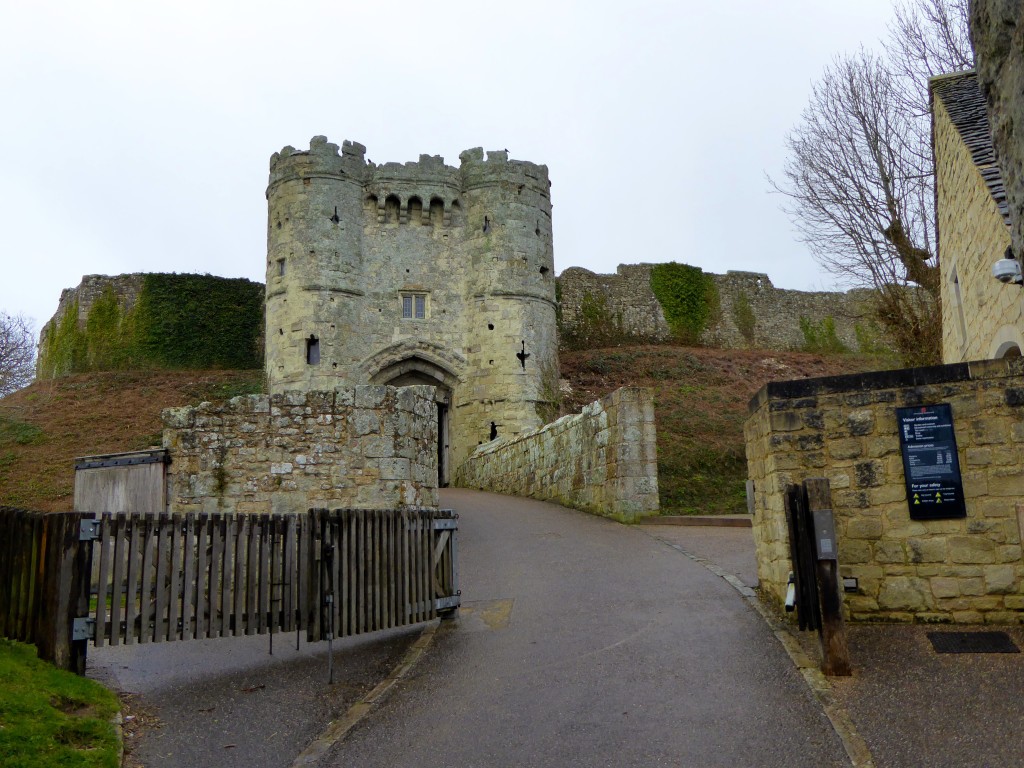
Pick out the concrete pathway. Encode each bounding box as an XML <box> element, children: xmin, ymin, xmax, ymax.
<box><xmin>321</xmin><ymin>489</ymin><xmax>848</xmax><ymax>767</ymax></box>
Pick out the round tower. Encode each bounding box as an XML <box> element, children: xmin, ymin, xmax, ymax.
<box><xmin>265</xmin><ymin>137</ymin><xmax>369</xmax><ymax>392</ymax></box>
<box><xmin>454</xmin><ymin>148</ymin><xmax>559</xmax><ymax>461</ymax></box>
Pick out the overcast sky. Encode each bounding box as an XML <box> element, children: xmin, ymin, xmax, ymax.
<box><xmin>1</xmin><ymin>0</ymin><xmax>901</xmax><ymax>333</ymax></box>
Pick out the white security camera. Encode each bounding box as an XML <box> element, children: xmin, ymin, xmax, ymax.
<box><xmin>992</xmin><ymin>258</ymin><xmax>1023</xmax><ymax>284</ymax></box>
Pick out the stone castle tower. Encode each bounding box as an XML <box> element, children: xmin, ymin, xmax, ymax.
<box><xmin>264</xmin><ymin>136</ymin><xmax>559</xmax><ymax>481</ymax></box>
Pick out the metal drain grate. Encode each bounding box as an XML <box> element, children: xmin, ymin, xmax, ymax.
<box><xmin>927</xmin><ymin>631</ymin><xmax>1020</xmax><ymax>654</ymax></box>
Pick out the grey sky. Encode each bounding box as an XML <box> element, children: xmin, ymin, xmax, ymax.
<box><xmin>1</xmin><ymin>0</ymin><xmax>899</xmax><ymax>332</ymax></box>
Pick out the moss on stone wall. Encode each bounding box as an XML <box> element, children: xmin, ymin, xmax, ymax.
<box><xmin>560</xmin><ymin>291</ymin><xmax>631</xmax><ymax>350</ymax></box>
<box><xmin>38</xmin><ymin>274</ymin><xmax>264</xmax><ymax>377</ymax></box>
<box><xmin>649</xmin><ymin>263</ymin><xmax>719</xmax><ymax>344</ymax></box>
<box><xmin>731</xmin><ymin>290</ymin><xmax>756</xmax><ymax>343</ymax></box>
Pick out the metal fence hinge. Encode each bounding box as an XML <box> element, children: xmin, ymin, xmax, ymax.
<box><xmin>79</xmin><ymin>519</ymin><xmax>101</xmax><ymax>542</ymax></box>
<box><xmin>435</xmin><ymin>595</ymin><xmax>461</xmax><ymax>611</ymax></box>
<box><xmin>72</xmin><ymin>617</ymin><xmax>95</xmax><ymax>641</ymax></box>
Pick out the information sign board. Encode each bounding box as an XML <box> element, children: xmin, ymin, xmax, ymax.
<box><xmin>896</xmin><ymin>403</ymin><xmax>966</xmax><ymax>520</ymax></box>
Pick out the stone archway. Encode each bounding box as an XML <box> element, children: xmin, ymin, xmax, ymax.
<box><xmin>989</xmin><ymin>324</ymin><xmax>1024</xmax><ymax>360</ymax></box>
<box><xmin>369</xmin><ymin>355</ymin><xmax>459</xmax><ymax>487</ymax></box>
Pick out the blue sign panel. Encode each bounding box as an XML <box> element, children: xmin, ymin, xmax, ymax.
<box><xmin>896</xmin><ymin>403</ymin><xmax>967</xmax><ymax>520</ymax></box>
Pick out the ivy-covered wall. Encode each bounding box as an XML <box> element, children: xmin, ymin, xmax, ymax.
<box><xmin>649</xmin><ymin>262</ymin><xmax>720</xmax><ymax>344</ymax></box>
<box><xmin>37</xmin><ymin>274</ymin><xmax>264</xmax><ymax>378</ymax></box>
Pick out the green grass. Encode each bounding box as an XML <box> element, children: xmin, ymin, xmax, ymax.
<box><xmin>0</xmin><ymin>640</ymin><xmax>120</xmax><ymax>768</ymax></box>
<box><xmin>0</xmin><ymin>417</ymin><xmax>45</xmax><ymax>448</ymax></box>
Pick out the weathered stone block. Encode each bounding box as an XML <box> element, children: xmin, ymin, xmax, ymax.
<box><xmin>873</xmin><ymin>540</ymin><xmax>906</xmax><ymax>564</ymax></box>
<box><xmin>878</xmin><ymin>577</ymin><xmax>929</xmax><ymax>611</ymax></box>
<box><xmin>907</xmin><ymin>538</ymin><xmax>947</xmax><ymax>563</ymax></box>
<box><xmin>948</xmin><ymin>536</ymin><xmax>997</xmax><ymax>563</ymax></box>
<box><xmin>983</xmin><ymin>565</ymin><xmax>1018</xmax><ymax>594</ymax></box>
<box><xmin>847</xmin><ymin>518</ymin><xmax>883</xmax><ymax>539</ymax></box>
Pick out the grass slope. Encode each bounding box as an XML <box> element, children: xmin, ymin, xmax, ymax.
<box><xmin>0</xmin><ymin>639</ymin><xmax>120</xmax><ymax>768</ymax></box>
<box><xmin>0</xmin><ymin>370</ymin><xmax>262</xmax><ymax>511</ymax></box>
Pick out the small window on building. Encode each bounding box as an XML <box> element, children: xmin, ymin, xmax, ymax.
<box><xmin>400</xmin><ymin>293</ymin><xmax>427</xmax><ymax>319</ymax></box>
<box><xmin>277</xmin><ymin>258</ymin><xmax>286</xmax><ymax>276</ymax></box>
<box><xmin>306</xmin><ymin>335</ymin><xmax>320</xmax><ymax>365</ymax></box>
<box><xmin>951</xmin><ymin>268</ymin><xmax>967</xmax><ymax>344</ymax></box>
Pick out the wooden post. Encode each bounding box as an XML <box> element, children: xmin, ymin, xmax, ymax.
<box><xmin>37</xmin><ymin>512</ymin><xmax>94</xmax><ymax>675</ymax></box>
<box><xmin>804</xmin><ymin>478</ymin><xmax>851</xmax><ymax>676</ymax></box>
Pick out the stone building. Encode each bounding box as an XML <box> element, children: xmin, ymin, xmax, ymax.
<box><xmin>264</xmin><ymin>137</ymin><xmax>559</xmax><ymax>482</ymax></box>
<box><xmin>932</xmin><ymin>71</ymin><xmax>1023</xmax><ymax>362</ymax></box>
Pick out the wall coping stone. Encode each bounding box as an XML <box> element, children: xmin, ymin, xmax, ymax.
<box><xmin>749</xmin><ymin>357</ymin><xmax>1024</xmax><ymax>413</ymax></box>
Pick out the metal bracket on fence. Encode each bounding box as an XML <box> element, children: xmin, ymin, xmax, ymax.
<box><xmin>435</xmin><ymin>595</ymin><xmax>461</xmax><ymax>611</ymax></box>
<box><xmin>72</xmin><ymin>617</ymin><xmax>95</xmax><ymax>641</ymax></box>
<box><xmin>78</xmin><ymin>519</ymin><xmax>101</xmax><ymax>542</ymax></box>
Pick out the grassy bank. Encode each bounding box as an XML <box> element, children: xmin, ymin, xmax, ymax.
<box><xmin>0</xmin><ymin>640</ymin><xmax>120</xmax><ymax>768</ymax></box>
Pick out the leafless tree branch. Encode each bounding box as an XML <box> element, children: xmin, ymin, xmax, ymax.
<box><xmin>0</xmin><ymin>312</ymin><xmax>36</xmax><ymax>397</ymax></box>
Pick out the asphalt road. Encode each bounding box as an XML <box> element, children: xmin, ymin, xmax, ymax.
<box><xmin>323</xmin><ymin>489</ymin><xmax>848</xmax><ymax>768</ymax></box>
<box><xmin>88</xmin><ymin>610</ymin><xmax>421</xmax><ymax>767</ymax></box>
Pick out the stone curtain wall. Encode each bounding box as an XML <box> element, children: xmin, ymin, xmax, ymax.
<box><xmin>933</xmin><ymin>82</ymin><xmax>1021</xmax><ymax>363</ymax></box>
<box><xmin>162</xmin><ymin>385</ymin><xmax>438</xmax><ymax>515</ymax></box>
<box><xmin>557</xmin><ymin>264</ymin><xmax>878</xmax><ymax>352</ymax></box>
<box><xmin>745</xmin><ymin>358</ymin><xmax>1024</xmax><ymax>623</ymax></box>
<box><xmin>454</xmin><ymin>387</ymin><xmax>659</xmax><ymax>520</ymax></box>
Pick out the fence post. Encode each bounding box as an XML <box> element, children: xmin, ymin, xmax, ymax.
<box><xmin>804</xmin><ymin>478</ymin><xmax>851</xmax><ymax>676</ymax></box>
<box><xmin>36</xmin><ymin>512</ymin><xmax>94</xmax><ymax>674</ymax></box>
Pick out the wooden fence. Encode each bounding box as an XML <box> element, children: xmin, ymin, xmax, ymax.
<box><xmin>0</xmin><ymin>507</ymin><xmax>459</xmax><ymax>673</ymax></box>
<box><xmin>0</xmin><ymin>508</ymin><xmax>93</xmax><ymax>673</ymax></box>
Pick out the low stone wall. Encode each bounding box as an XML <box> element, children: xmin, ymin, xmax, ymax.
<box><xmin>162</xmin><ymin>386</ymin><xmax>438</xmax><ymax>515</ymax></box>
<box><xmin>454</xmin><ymin>387</ymin><xmax>659</xmax><ymax>520</ymax></box>
<box><xmin>745</xmin><ymin>357</ymin><xmax>1024</xmax><ymax>623</ymax></box>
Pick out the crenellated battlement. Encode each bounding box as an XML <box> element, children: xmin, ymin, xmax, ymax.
<box><xmin>268</xmin><ymin>136</ymin><xmax>369</xmax><ymax>188</ymax></box>
<box><xmin>459</xmin><ymin>147</ymin><xmax>551</xmax><ymax>197</ymax></box>
<box><xmin>268</xmin><ymin>137</ymin><xmax>550</xmax><ymax>201</ymax></box>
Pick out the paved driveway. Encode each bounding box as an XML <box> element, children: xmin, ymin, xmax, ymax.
<box><xmin>323</xmin><ymin>489</ymin><xmax>847</xmax><ymax>767</ymax></box>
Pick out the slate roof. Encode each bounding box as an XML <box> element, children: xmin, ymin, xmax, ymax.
<box><xmin>931</xmin><ymin>70</ymin><xmax>1011</xmax><ymax>225</ymax></box>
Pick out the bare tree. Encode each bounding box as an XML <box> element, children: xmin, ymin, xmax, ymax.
<box><xmin>890</xmin><ymin>0</ymin><xmax>974</xmax><ymax>89</ymax></box>
<box><xmin>0</xmin><ymin>312</ymin><xmax>36</xmax><ymax>397</ymax></box>
<box><xmin>771</xmin><ymin>0</ymin><xmax>972</xmax><ymax>366</ymax></box>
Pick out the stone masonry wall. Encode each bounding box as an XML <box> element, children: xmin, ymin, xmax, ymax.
<box><xmin>454</xmin><ymin>386</ymin><xmax>658</xmax><ymax>521</ymax></box>
<box><xmin>162</xmin><ymin>385</ymin><xmax>438</xmax><ymax>515</ymax></box>
<box><xmin>37</xmin><ymin>274</ymin><xmax>145</xmax><ymax>359</ymax></box>
<box><xmin>745</xmin><ymin>358</ymin><xmax>1024</xmax><ymax>623</ymax></box>
<box><xmin>558</xmin><ymin>264</ymin><xmax>880</xmax><ymax>352</ymax></box>
<box><xmin>933</xmin><ymin>88</ymin><xmax>1021</xmax><ymax>363</ymax></box>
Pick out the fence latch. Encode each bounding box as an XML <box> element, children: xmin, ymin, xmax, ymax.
<box><xmin>72</xmin><ymin>617</ymin><xmax>95</xmax><ymax>641</ymax></box>
<box><xmin>78</xmin><ymin>519</ymin><xmax>101</xmax><ymax>542</ymax></box>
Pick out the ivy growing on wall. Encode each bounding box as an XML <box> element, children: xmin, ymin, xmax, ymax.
<box><xmin>731</xmin><ymin>290</ymin><xmax>756</xmax><ymax>344</ymax></box>
<box><xmin>133</xmin><ymin>274</ymin><xmax>264</xmax><ymax>369</ymax></box>
<box><xmin>798</xmin><ymin>316</ymin><xmax>849</xmax><ymax>354</ymax></box>
<box><xmin>649</xmin><ymin>262</ymin><xmax>719</xmax><ymax>344</ymax></box>
<box><xmin>38</xmin><ymin>275</ymin><xmax>264</xmax><ymax>377</ymax></box>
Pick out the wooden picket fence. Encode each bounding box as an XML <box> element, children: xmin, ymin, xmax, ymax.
<box><xmin>0</xmin><ymin>506</ymin><xmax>459</xmax><ymax>673</ymax></box>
